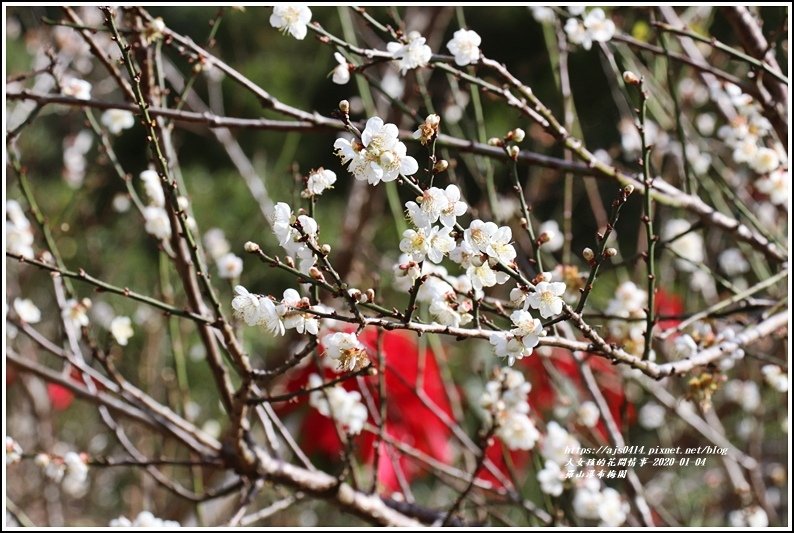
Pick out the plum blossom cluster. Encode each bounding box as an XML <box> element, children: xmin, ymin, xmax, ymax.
<box><xmin>61</xmin><ymin>297</ymin><xmax>92</xmax><ymax>337</ymax></box>
<box><xmin>334</xmin><ymin>117</ymin><xmax>419</xmax><ymax>185</ymax></box>
<box><xmin>62</xmin><ymin>130</ymin><xmax>93</xmax><ymax>188</ymax></box>
<box><xmin>35</xmin><ymin>450</ymin><xmax>90</xmax><ymax>497</ymax></box>
<box><xmin>232</xmin><ymin>286</ymin><xmax>319</xmax><ymax>337</ymax></box>
<box><xmin>605</xmin><ymin>281</ymin><xmax>648</xmax><ymax>356</ymax></box>
<box><xmin>572</xmin><ymin>477</ymin><xmax>630</xmax><ymax>526</ymax></box>
<box><xmin>488</xmin><ymin>309</ymin><xmax>545</xmax><ymax>365</ymax></box>
<box><xmin>271</xmin><ymin>201</ymin><xmax>321</xmax><ymax>273</ymax></box>
<box><xmin>6</xmin><ymin>436</ymin><xmax>23</xmax><ymax>464</ymax></box>
<box><xmin>307</xmin><ymin>373</ymin><xmax>368</xmax><ymax>435</ymax></box>
<box><xmin>110</xmin><ymin>511</ymin><xmax>181</xmax><ymax>527</ymax></box>
<box><xmin>479</xmin><ymin>368</ymin><xmax>540</xmax><ymax>450</ymax></box>
<box><xmin>536</xmin><ymin>421</ymin><xmax>580</xmax><ymax>496</ymax></box>
<box><xmin>6</xmin><ymin>199</ymin><xmax>35</xmax><ymax>259</ymax></box>
<box><xmin>321</xmin><ymin>331</ymin><xmax>370</xmax><ymax>372</ymax></box>
<box><xmin>564</xmin><ymin>8</ymin><xmax>616</xmax><ymax>50</ymax></box>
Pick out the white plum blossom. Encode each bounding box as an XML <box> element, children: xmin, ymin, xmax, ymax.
<box><xmin>480</xmin><ymin>368</ymin><xmax>539</xmax><ymax>451</ymax></box>
<box><xmin>598</xmin><ymin>487</ymin><xmax>629</xmax><ymax>526</ymax></box>
<box><xmin>639</xmin><ymin>402</ymin><xmax>666</xmax><ymax>429</ymax></box>
<box><xmin>538</xmin><ymin>220</ymin><xmax>564</xmax><ymax>252</ymax></box>
<box><xmin>277</xmin><ymin>288</ymin><xmax>319</xmax><ymax>335</ymax></box>
<box><xmin>392</xmin><ymin>254</ymin><xmax>422</xmax><ymax>292</ymax></box>
<box><xmin>61</xmin><ymin>451</ymin><xmax>89</xmax><ymax>497</ymax></box>
<box><xmin>761</xmin><ymin>365</ymin><xmax>789</xmax><ymax>393</ymax></box>
<box><xmin>110</xmin><ymin>511</ymin><xmax>181</xmax><ymax>528</ymax></box>
<box><xmin>583</xmin><ymin>8</ymin><xmax>615</xmax><ymax>44</ymax></box>
<box><xmin>271</xmin><ymin>202</ymin><xmax>295</xmax><ymax>246</ymax></box>
<box><xmin>572</xmin><ymin>478</ymin><xmax>602</xmax><ymax>520</ymax></box>
<box><xmin>540</xmin><ymin>421</ymin><xmax>580</xmax><ymax>466</ymax></box>
<box><xmin>101</xmin><ymin>109</ymin><xmax>135</xmax><ymax>135</ymax></box>
<box><xmin>387</xmin><ymin>31</ymin><xmax>432</xmax><ymax>74</ymax></box>
<box><xmin>62</xmin><ymin>298</ymin><xmax>91</xmax><ymax>332</ymax></box>
<box><xmin>439</xmin><ymin>185</ymin><xmax>467</xmax><ymax>227</ymax></box>
<box><xmin>531</xmin><ymin>6</ymin><xmax>555</xmax><ymax>23</ymax></box>
<box><xmin>663</xmin><ymin>219</ymin><xmax>704</xmax><ymax>271</ymax></box>
<box><xmin>728</xmin><ymin>506</ymin><xmax>769</xmax><ymax>528</ymax></box>
<box><xmin>537</xmin><ymin>460</ymin><xmax>565</xmax><ymax>496</ymax></box>
<box><xmin>446</xmin><ymin>28</ymin><xmax>481</xmax><ymax>66</ymax></box>
<box><xmin>464</xmin><ymin>219</ymin><xmax>498</xmax><ymax>253</ymax></box>
<box><xmin>62</xmin><ymin>77</ymin><xmax>92</xmax><ymax>100</ymax></box>
<box><xmin>217</xmin><ymin>253</ymin><xmax>243</xmax><ymax>279</ymax></box>
<box><xmin>751</xmin><ymin>147</ymin><xmax>780</xmax><ymax>174</ymax></box>
<box><xmin>322</xmin><ymin>331</ymin><xmax>369</xmax><ymax>372</ymax></box>
<box><xmin>334</xmin><ymin>116</ymin><xmax>419</xmax><ymax>185</ymax></box>
<box><xmin>305</xmin><ymin>168</ymin><xmax>337</xmax><ymax>196</ymax></box>
<box><xmin>486</xmin><ymin>225</ymin><xmax>516</xmax><ymax>263</ymax></box>
<box><xmin>203</xmin><ymin>228</ymin><xmax>231</xmax><ymax>260</ymax></box>
<box><xmin>756</xmin><ymin>168</ymin><xmax>789</xmax><ymax>206</ymax></box>
<box><xmin>7</xmin><ymin>199</ymin><xmax>35</xmax><ymax>258</ymax></box>
<box><xmin>6</xmin><ymin>436</ymin><xmax>23</xmax><ymax>464</ymax></box>
<box><xmin>489</xmin><ymin>331</ymin><xmax>530</xmax><ymax>365</ymax></box>
<box><xmin>232</xmin><ymin>285</ymin><xmax>261</xmax><ymax>326</ymax></box>
<box><xmin>427</xmin><ymin>226</ymin><xmax>455</xmax><ymax>263</ymax></box>
<box><xmin>498</xmin><ymin>411</ymin><xmax>541</xmax><ymax>450</ymax></box>
<box><xmin>308</xmin><ymin>374</ymin><xmax>368</xmax><ymax>435</ymax></box>
<box><xmin>139</xmin><ymin>170</ymin><xmax>165</xmax><ymax>208</ymax></box>
<box><xmin>428</xmin><ymin>299</ymin><xmax>471</xmax><ymax>328</ymax></box>
<box><xmin>718</xmin><ymin>248</ymin><xmax>750</xmax><ymax>277</ymax></box>
<box><xmin>449</xmin><ymin>240</ymin><xmax>480</xmax><ymax>269</ymax></box>
<box><xmin>269</xmin><ymin>4</ymin><xmax>312</xmax><ymax>40</ymax></box>
<box><xmin>724</xmin><ymin>380</ymin><xmax>761</xmax><ymax>412</ymax></box>
<box><xmin>296</xmin><ymin>214</ymin><xmax>318</xmax><ymax>241</ymax></box>
<box><xmin>467</xmin><ymin>261</ymin><xmax>509</xmax><ymax>292</ymax></box>
<box><xmin>110</xmin><ymin>316</ymin><xmax>134</xmax><ymax>346</ymax></box>
<box><xmin>526</xmin><ymin>279</ymin><xmax>566</xmax><ymax>318</ymax></box>
<box><xmin>13</xmin><ymin>298</ymin><xmax>41</xmax><ymax>323</ymax></box>
<box><xmin>405</xmin><ymin>187</ymin><xmax>449</xmax><ymax>229</ymax></box>
<box><xmin>143</xmin><ymin>206</ymin><xmax>171</xmax><ymax>240</ymax></box>
<box><xmin>331</xmin><ymin>52</ymin><xmax>350</xmax><ymax>85</ymax></box>
<box><xmin>399</xmin><ymin>227</ymin><xmax>430</xmax><ymax>261</ymax></box>
<box><xmin>576</xmin><ymin>401</ymin><xmax>600</xmax><ymax>428</ymax></box>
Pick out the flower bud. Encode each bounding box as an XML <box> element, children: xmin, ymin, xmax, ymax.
<box><xmin>582</xmin><ymin>247</ymin><xmax>595</xmax><ymax>262</ymax></box>
<box><xmin>623</xmin><ymin>184</ymin><xmax>635</xmax><ymax>196</ymax></box>
<box><xmin>510</xmin><ymin>128</ymin><xmax>526</xmax><ymax>143</ymax></box>
<box><xmin>347</xmin><ymin>288</ymin><xmax>362</xmax><ymax>301</ymax></box>
<box><xmin>365</xmin><ymin>288</ymin><xmax>375</xmax><ymax>303</ymax></box>
<box><xmin>604</xmin><ymin>247</ymin><xmax>618</xmax><ymax>257</ymax></box>
<box><xmin>338</xmin><ymin>99</ymin><xmax>350</xmax><ymax>114</ymax></box>
<box><xmin>507</xmin><ymin>145</ymin><xmax>520</xmax><ymax>160</ymax></box>
<box><xmin>433</xmin><ymin>159</ymin><xmax>449</xmax><ymax>173</ymax></box>
<box><xmin>284</xmin><ymin>256</ymin><xmax>295</xmax><ymax>268</ymax></box>
<box><xmin>320</xmin><ymin>243</ymin><xmax>331</xmax><ymax>255</ymax></box>
<box><xmin>487</xmin><ymin>137</ymin><xmax>503</xmax><ymax>147</ymax></box>
<box><xmin>623</xmin><ymin>70</ymin><xmax>641</xmax><ymax>86</ymax></box>
<box><xmin>244</xmin><ymin>241</ymin><xmax>260</xmax><ymax>253</ymax></box>
<box><xmin>309</xmin><ymin>266</ymin><xmax>325</xmax><ymax>281</ymax></box>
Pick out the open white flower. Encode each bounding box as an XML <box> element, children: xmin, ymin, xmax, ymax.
<box><xmin>334</xmin><ymin>116</ymin><xmax>418</xmax><ymax>185</ymax></box>
<box><xmin>439</xmin><ymin>184</ymin><xmax>467</xmax><ymax>227</ymax></box>
<box><xmin>540</xmin><ymin>421</ymin><xmax>580</xmax><ymax>465</ymax></box>
<box><xmin>217</xmin><ymin>253</ymin><xmax>243</xmax><ymax>279</ymax></box>
<box><xmin>143</xmin><ymin>206</ymin><xmax>171</xmax><ymax>240</ymax></box>
<box><xmin>269</xmin><ymin>4</ymin><xmax>312</xmax><ymax>40</ymax></box>
<box><xmin>537</xmin><ymin>460</ymin><xmax>565</xmax><ymax>496</ymax></box>
<box><xmin>526</xmin><ymin>280</ymin><xmax>566</xmax><ymax>318</ymax></box>
<box><xmin>467</xmin><ymin>261</ymin><xmax>509</xmax><ymax>292</ymax></box>
<box><xmin>296</xmin><ymin>214</ymin><xmax>318</xmax><ymax>241</ymax></box>
<box><xmin>387</xmin><ymin>31</ymin><xmax>432</xmax><ymax>74</ymax></box>
<box><xmin>751</xmin><ymin>147</ymin><xmax>780</xmax><ymax>174</ymax></box>
<box><xmin>449</xmin><ymin>240</ymin><xmax>480</xmax><ymax>269</ymax></box>
<box><xmin>405</xmin><ymin>187</ymin><xmax>449</xmax><ymax>229</ymax></box>
<box><xmin>271</xmin><ymin>202</ymin><xmax>295</xmax><ymax>246</ymax></box>
<box><xmin>446</xmin><ymin>28</ymin><xmax>481</xmax><ymax>66</ymax></box>
<box><xmin>101</xmin><ymin>109</ymin><xmax>135</xmax><ymax>135</ymax></box>
<box><xmin>305</xmin><ymin>168</ymin><xmax>337</xmax><ymax>196</ymax></box>
<box><xmin>62</xmin><ymin>78</ymin><xmax>92</xmax><ymax>100</ymax></box>
<box><xmin>139</xmin><ymin>170</ymin><xmax>165</xmax><ymax>207</ymax></box>
<box><xmin>576</xmin><ymin>401</ymin><xmax>600</xmax><ymax>428</ymax></box>
<box><xmin>13</xmin><ymin>298</ymin><xmax>41</xmax><ymax>323</ymax></box>
<box><xmin>564</xmin><ymin>18</ymin><xmax>591</xmax><ymax>50</ymax></box>
<box><xmin>232</xmin><ymin>285</ymin><xmax>261</xmax><ymax>326</ymax></box>
<box><xmin>277</xmin><ymin>288</ymin><xmax>318</xmax><ymax>335</ymax></box>
<box><xmin>110</xmin><ymin>316</ymin><xmax>134</xmax><ymax>346</ymax></box>
<box><xmin>599</xmin><ymin>487</ymin><xmax>629</xmax><ymax>526</ymax></box>
<box><xmin>331</xmin><ymin>52</ymin><xmax>350</xmax><ymax>85</ymax></box>
<box><xmin>583</xmin><ymin>8</ymin><xmax>615</xmax><ymax>44</ymax></box>
<box><xmin>756</xmin><ymin>168</ymin><xmax>788</xmax><ymax>206</ymax></box>
<box><xmin>486</xmin><ymin>225</ymin><xmax>516</xmax><ymax>263</ymax></box>
<box><xmin>392</xmin><ymin>254</ymin><xmax>421</xmax><ymax>291</ymax></box>
<box><xmin>426</xmin><ymin>226</ymin><xmax>455</xmax><ymax>263</ymax></box>
<box><xmin>308</xmin><ymin>374</ymin><xmax>368</xmax><ymax>435</ymax></box>
<box><xmin>761</xmin><ymin>365</ymin><xmax>789</xmax><ymax>393</ymax></box>
<box><xmin>497</xmin><ymin>411</ymin><xmax>540</xmax><ymax>450</ymax></box>
<box><xmin>62</xmin><ymin>298</ymin><xmax>91</xmax><ymax>332</ymax></box>
<box><xmin>322</xmin><ymin>331</ymin><xmax>369</xmax><ymax>372</ymax></box>
<box><xmin>399</xmin><ymin>227</ymin><xmax>431</xmax><ymax>261</ymax></box>
<box><xmin>6</xmin><ymin>201</ymin><xmax>35</xmax><ymax>259</ymax></box>
<box><xmin>509</xmin><ymin>309</ymin><xmax>544</xmax><ymax>353</ymax></box>
<box><xmin>429</xmin><ymin>299</ymin><xmax>471</xmax><ymax>328</ymax></box>
<box><xmin>464</xmin><ymin>219</ymin><xmax>498</xmax><ymax>253</ymax></box>
<box><xmin>489</xmin><ymin>331</ymin><xmax>530</xmax><ymax>365</ymax></box>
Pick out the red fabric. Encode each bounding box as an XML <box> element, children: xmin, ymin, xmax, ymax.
<box><xmin>282</xmin><ymin>328</ymin><xmax>453</xmax><ymax>493</ymax></box>
<box><xmin>655</xmin><ymin>288</ymin><xmax>684</xmax><ymax>330</ymax></box>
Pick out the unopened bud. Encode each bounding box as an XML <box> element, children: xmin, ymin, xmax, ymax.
<box><xmin>582</xmin><ymin>247</ymin><xmax>595</xmax><ymax>262</ymax></box>
<box><xmin>623</xmin><ymin>184</ymin><xmax>635</xmax><ymax>196</ymax></box>
<box><xmin>604</xmin><ymin>247</ymin><xmax>618</xmax><ymax>258</ymax></box>
<box><xmin>537</xmin><ymin>232</ymin><xmax>550</xmax><ymax>244</ymax></box>
<box><xmin>365</xmin><ymin>288</ymin><xmax>375</xmax><ymax>303</ymax></box>
<box><xmin>320</xmin><ymin>244</ymin><xmax>331</xmax><ymax>255</ymax></box>
<box><xmin>338</xmin><ymin>99</ymin><xmax>350</xmax><ymax>114</ymax></box>
<box><xmin>347</xmin><ymin>288</ymin><xmax>362</xmax><ymax>301</ymax></box>
<box><xmin>487</xmin><ymin>137</ymin><xmax>503</xmax><ymax>147</ymax></box>
<box><xmin>34</xmin><ymin>453</ymin><xmax>50</xmax><ymax>467</ymax></box>
<box><xmin>623</xmin><ymin>70</ymin><xmax>641</xmax><ymax>86</ymax></box>
<box><xmin>284</xmin><ymin>256</ymin><xmax>295</xmax><ymax>268</ymax></box>
<box><xmin>309</xmin><ymin>266</ymin><xmax>325</xmax><ymax>281</ymax></box>
<box><xmin>244</xmin><ymin>241</ymin><xmax>260</xmax><ymax>253</ymax></box>
<box><xmin>433</xmin><ymin>159</ymin><xmax>449</xmax><ymax>173</ymax></box>
<box><xmin>510</xmin><ymin>128</ymin><xmax>526</xmax><ymax>143</ymax></box>
<box><xmin>507</xmin><ymin>145</ymin><xmax>520</xmax><ymax>160</ymax></box>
